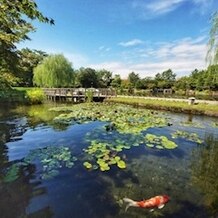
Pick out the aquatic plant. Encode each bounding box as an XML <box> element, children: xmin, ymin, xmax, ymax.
<box><xmin>145</xmin><ymin>133</ymin><xmax>178</xmax><ymax>149</ymax></box>
<box><xmin>51</xmin><ymin>103</ymin><xmax>169</xmax><ymax>134</ymax></box>
<box><xmin>171</xmin><ymin>130</ymin><xmax>203</xmax><ymax>144</ymax></box>
<box><xmin>24</xmin><ymin>146</ymin><xmax>77</xmax><ymax>179</ymax></box>
<box><xmin>83</xmin><ymin>140</ymin><xmax>127</xmax><ymax>171</ymax></box>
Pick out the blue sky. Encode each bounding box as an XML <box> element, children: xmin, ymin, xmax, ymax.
<box><xmin>18</xmin><ymin>0</ymin><xmax>218</xmax><ymax>78</ymax></box>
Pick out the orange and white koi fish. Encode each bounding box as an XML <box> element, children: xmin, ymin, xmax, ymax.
<box><xmin>123</xmin><ymin>195</ymin><xmax>170</xmax><ymax>212</ymax></box>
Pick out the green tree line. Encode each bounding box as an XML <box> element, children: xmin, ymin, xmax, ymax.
<box><xmin>0</xmin><ymin>0</ymin><xmax>217</xmax><ymax>93</ymax></box>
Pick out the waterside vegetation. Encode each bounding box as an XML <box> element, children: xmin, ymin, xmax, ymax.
<box><xmin>106</xmin><ymin>97</ymin><xmax>218</xmax><ymax>117</ymax></box>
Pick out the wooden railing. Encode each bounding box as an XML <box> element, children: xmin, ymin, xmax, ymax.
<box><xmin>43</xmin><ymin>88</ymin><xmax>116</xmax><ymax>98</ymax></box>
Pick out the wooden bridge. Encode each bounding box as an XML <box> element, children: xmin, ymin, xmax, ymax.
<box><xmin>43</xmin><ymin>88</ymin><xmax>116</xmax><ymax>102</ymax></box>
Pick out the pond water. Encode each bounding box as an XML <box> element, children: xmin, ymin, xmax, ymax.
<box><xmin>0</xmin><ymin>102</ymin><xmax>217</xmax><ymax>218</ymax></box>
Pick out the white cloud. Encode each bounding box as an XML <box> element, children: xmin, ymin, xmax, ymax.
<box><xmin>119</xmin><ymin>39</ymin><xmax>144</xmax><ymax>47</ymax></box>
<box><xmin>88</xmin><ymin>36</ymin><xmax>208</xmax><ymax>78</ymax></box>
<box><xmin>63</xmin><ymin>52</ymin><xmax>88</xmax><ymax>68</ymax></box>
<box><xmin>145</xmin><ymin>0</ymin><xmax>185</xmax><ymax>15</ymax></box>
<box><xmin>131</xmin><ymin>0</ymin><xmax>213</xmax><ymax>19</ymax></box>
<box><xmin>98</xmin><ymin>46</ymin><xmax>111</xmax><ymax>52</ymax></box>
<box><xmin>88</xmin><ymin>62</ymin><xmax>132</xmax><ymax>78</ymax></box>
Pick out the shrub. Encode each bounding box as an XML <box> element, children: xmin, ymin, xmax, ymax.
<box><xmin>86</xmin><ymin>90</ymin><xmax>93</xmax><ymax>102</ymax></box>
<box><xmin>26</xmin><ymin>88</ymin><xmax>45</xmax><ymax>104</ymax></box>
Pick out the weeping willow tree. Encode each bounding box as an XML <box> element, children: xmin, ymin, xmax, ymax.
<box><xmin>33</xmin><ymin>54</ymin><xmax>74</xmax><ymax>87</ymax></box>
<box><xmin>207</xmin><ymin>11</ymin><xmax>218</xmax><ymax>65</ymax></box>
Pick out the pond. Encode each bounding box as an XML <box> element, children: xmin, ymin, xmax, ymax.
<box><xmin>0</xmin><ymin>102</ymin><xmax>217</xmax><ymax>218</ymax></box>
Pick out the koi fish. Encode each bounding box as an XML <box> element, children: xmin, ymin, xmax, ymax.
<box><xmin>123</xmin><ymin>195</ymin><xmax>170</xmax><ymax>212</ymax></box>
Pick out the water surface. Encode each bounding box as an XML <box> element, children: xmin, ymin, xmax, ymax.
<box><xmin>0</xmin><ymin>103</ymin><xmax>217</xmax><ymax>218</ymax></box>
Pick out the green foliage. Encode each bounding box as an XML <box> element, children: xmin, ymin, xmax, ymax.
<box><xmin>207</xmin><ymin>11</ymin><xmax>218</xmax><ymax>65</ymax></box>
<box><xmin>107</xmin><ymin>97</ymin><xmax>218</xmax><ymax>116</ymax></box>
<box><xmin>83</xmin><ymin>140</ymin><xmax>126</xmax><ymax>171</ymax></box>
<box><xmin>75</xmin><ymin>67</ymin><xmax>98</xmax><ymax>88</ymax></box>
<box><xmin>145</xmin><ymin>133</ymin><xmax>178</xmax><ymax>149</ymax></box>
<box><xmin>171</xmin><ymin>130</ymin><xmax>203</xmax><ymax>143</ymax></box>
<box><xmin>85</xmin><ymin>89</ymin><xmax>93</xmax><ymax>102</ymax></box>
<box><xmin>128</xmin><ymin>72</ymin><xmax>140</xmax><ymax>88</ymax></box>
<box><xmin>33</xmin><ymin>54</ymin><xmax>74</xmax><ymax>88</ymax></box>
<box><xmin>51</xmin><ymin>103</ymin><xmax>168</xmax><ymax>134</ymax></box>
<box><xmin>23</xmin><ymin>146</ymin><xmax>77</xmax><ymax>180</ymax></box>
<box><xmin>17</xmin><ymin>48</ymin><xmax>48</xmax><ymax>86</ymax></box>
<box><xmin>26</xmin><ymin>88</ymin><xmax>45</xmax><ymax>104</ymax></box>
<box><xmin>97</xmin><ymin>69</ymin><xmax>112</xmax><ymax>88</ymax></box>
<box><xmin>111</xmin><ymin>74</ymin><xmax>122</xmax><ymax>88</ymax></box>
<box><xmin>0</xmin><ymin>0</ymin><xmax>53</xmax><ymax>86</ymax></box>
<box><xmin>155</xmin><ymin>69</ymin><xmax>176</xmax><ymax>89</ymax></box>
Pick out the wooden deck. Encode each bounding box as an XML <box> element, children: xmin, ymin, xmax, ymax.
<box><xmin>43</xmin><ymin>88</ymin><xmax>116</xmax><ymax>102</ymax></box>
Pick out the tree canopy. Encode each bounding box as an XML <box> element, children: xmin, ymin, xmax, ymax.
<box><xmin>0</xmin><ymin>0</ymin><xmax>53</xmax><ymax>86</ymax></box>
<box><xmin>33</xmin><ymin>54</ymin><xmax>74</xmax><ymax>88</ymax></box>
<box><xmin>18</xmin><ymin>48</ymin><xmax>48</xmax><ymax>86</ymax></box>
<box><xmin>75</xmin><ymin>68</ymin><xmax>99</xmax><ymax>88</ymax></box>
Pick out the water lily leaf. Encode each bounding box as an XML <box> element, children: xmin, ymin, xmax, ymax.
<box><xmin>83</xmin><ymin>162</ymin><xmax>92</xmax><ymax>169</ymax></box>
<box><xmin>156</xmin><ymin>145</ymin><xmax>164</xmax><ymax>149</ymax></box>
<box><xmin>146</xmin><ymin>143</ymin><xmax>154</xmax><ymax>148</ymax></box>
<box><xmin>117</xmin><ymin>160</ymin><xmax>126</xmax><ymax>169</ymax></box>
<box><xmin>145</xmin><ymin>133</ymin><xmax>177</xmax><ymax>149</ymax></box>
<box><xmin>171</xmin><ymin>130</ymin><xmax>202</xmax><ymax>144</ymax></box>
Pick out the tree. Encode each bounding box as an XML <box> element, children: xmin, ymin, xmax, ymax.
<box><xmin>142</xmin><ymin>77</ymin><xmax>156</xmax><ymax>89</ymax></box>
<box><xmin>97</xmin><ymin>69</ymin><xmax>112</xmax><ymax>88</ymax></box>
<box><xmin>204</xmin><ymin>65</ymin><xmax>218</xmax><ymax>90</ymax></box>
<box><xmin>0</xmin><ymin>0</ymin><xmax>54</xmax><ymax>86</ymax></box>
<box><xmin>174</xmin><ymin>76</ymin><xmax>190</xmax><ymax>91</ymax></box>
<box><xmin>207</xmin><ymin>11</ymin><xmax>218</xmax><ymax>65</ymax></box>
<box><xmin>33</xmin><ymin>54</ymin><xmax>74</xmax><ymax>88</ymax></box>
<box><xmin>75</xmin><ymin>67</ymin><xmax>98</xmax><ymax>88</ymax></box>
<box><xmin>128</xmin><ymin>72</ymin><xmax>140</xmax><ymax>88</ymax></box>
<box><xmin>111</xmin><ymin>74</ymin><xmax>121</xmax><ymax>88</ymax></box>
<box><xmin>18</xmin><ymin>48</ymin><xmax>48</xmax><ymax>86</ymax></box>
<box><xmin>155</xmin><ymin>69</ymin><xmax>176</xmax><ymax>89</ymax></box>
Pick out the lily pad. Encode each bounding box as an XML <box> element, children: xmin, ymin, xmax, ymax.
<box><xmin>171</xmin><ymin>130</ymin><xmax>203</xmax><ymax>144</ymax></box>
<box><xmin>145</xmin><ymin>134</ymin><xmax>177</xmax><ymax>149</ymax></box>
<box><xmin>117</xmin><ymin>160</ymin><xmax>126</xmax><ymax>169</ymax></box>
<box><xmin>83</xmin><ymin>162</ymin><xmax>92</xmax><ymax>169</ymax></box>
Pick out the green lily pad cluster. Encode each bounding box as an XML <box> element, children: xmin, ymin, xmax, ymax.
<box><xmin>50</xmin><ymin>103</ymin><xmax>169</xmax><ymax>134</ymax></box>
<box><xmin>24</xmin><ymin>146</ymin><xmax>77</xmax><ymax>179</ymax></box>
<box><xmin>171</xmin><ymin>130</ymin><xmax>203</xmax><ymax>143</ymax></box>
<box><xmin>145</xmin><ymin>133</ymin><xmax>178</xmax><ymax>149</ymax></box>
<box><xmin>83</xmin><ymin>141</ymin><xmax>126</xmax><ymax>171</ymax></box>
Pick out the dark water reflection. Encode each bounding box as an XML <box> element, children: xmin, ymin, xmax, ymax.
<box><xmin>0</xmin><ymin>103</ymin><xmax>217</xmax><ymax>218</ymax></box>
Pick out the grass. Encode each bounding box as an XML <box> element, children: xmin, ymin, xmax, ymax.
<box><xmin>106</xmin><ymin>97</ymin><xmax>218</xmax><ymax>117</ymax></box>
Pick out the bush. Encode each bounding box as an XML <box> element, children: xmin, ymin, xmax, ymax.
<box><xmin>26</xmin><ymin>88</ymin><xmax>45</xmax><ymax>104</ymax></box>
<box><xmin>85</xmin><ymin>90</ymin><xmax>93</xmax><ymax>102</ymax></box>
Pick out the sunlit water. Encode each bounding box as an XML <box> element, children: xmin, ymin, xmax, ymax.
<box><xmin>0</xmin><ymin>103</ymin><xmax>217</xmax><ymax>218</ymax></box>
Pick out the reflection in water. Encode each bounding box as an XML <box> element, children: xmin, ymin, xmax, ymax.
<box><xmin>0</xmin><ymin>163</ymin><xmax>53</xmax><ymax>218</ymax></box>
<box><xmin>191</xmin><ymin>134</ymin><xmax>218</xmax><ymax>217</ymax></box>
